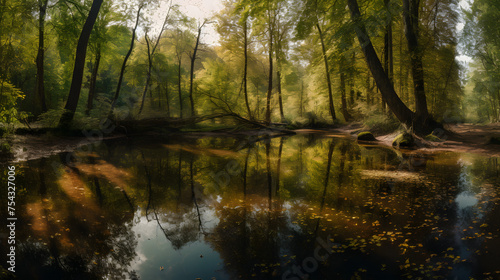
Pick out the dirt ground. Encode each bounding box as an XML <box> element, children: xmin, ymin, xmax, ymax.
<box><xmin>326</xmin><ymin>122</ymin><xmax>500</xmax><ymax>157</ymax></box>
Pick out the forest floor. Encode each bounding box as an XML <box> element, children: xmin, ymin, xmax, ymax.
<box><xmin>2</xmin><ymin>122</ymin><xmax>500</xmax><ymax>163</ymax></box>
<box><xmin>323</xmin><ymin>122</ymin><xmax>500</xmax><ymax>157</ymax></box>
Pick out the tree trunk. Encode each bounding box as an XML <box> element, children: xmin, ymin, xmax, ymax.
<box><xmin>177</xmin><ymin>55</ymin><xmax>183</xmax><ymax>118</ymax></box>
<box><xmin>59</xmin><ymin>0</ymin><xmax>103</xmax><ymax>128</ymax></box>
<box><xmin>382</xmin><ymin>0</ymin><xmax>394</xmax><ymax>114</ymax></box>
<box><xmin>347</xmin><ymin>0</ymin><xmax>414</xmax><ymax>126</ymax></box>
<box><xmin>165</xmin><ymin>77</ymin><xmax>170</xmax><ymax>117</ymax></box>
<box><xmin>349</xmin><ymin>50</ymin><xmax>356</xmax><ymax>107</ymax></box>
<box><xmin>139</xmin><ymin>7</ymin><xmax>174</xmax><ymax>115</ymax></box>
<box><xmin>189</xmin><ymin>23</ymin><xmax>204</xmax><ymax>117</ymax></box>
<box><xmin>300</xmin><ymin>80</ymin><xmax>304</xmax><ymax>117</ymax></box>
<box><xmin>35</xmin><ymin>0</ymin><xmax>48</xmax><ymax>114</ymax></box>
<box><xmin>86</xmin><ymin>47</ymin><xmax>100</xmax><ymax>115</ymax></box>
<box><xmin>340</xmin><ymin>56</ymin><xmax>352</xmax><ymax>121</ymax></box>
<box><xmin>109</xmin><ymin>5</ymin><xmax>142</xmax><ymax>119</ymax></box>
<box><xmin>265</xmin><ymin>25</ymin><xmax>273</xmax><ymax>125</ymax></box>
<box><xmin>139</xmin><ymin>34</ymin><xmax>153</xmax><ymax>114</ymax></box>
<box><xmin>316</xmin><ymin>23</ymin><xmax>336</xmax><ymax>122</ymax></box>
<box><xmin>277</xmin><ymin>70</ymin><xmax>284</xmax><ymax>122</ymax></box>
<box><xmin>365</xmin><ymin>69</ymin><xmax>372</xmax><ymax>105</ymax></box>
<box><xmin>348</xmin><ymin>0</ymin><xmax>440</xmax><ymax>134</ymax></box>
<box><xmin>243</xmin><ymin>19</ymin><xmax>252</xmax><ymax>120</ymax></box>
<box><xmin>403</xmin><ymin>0</ymin><xmax>428</xmax><ymax>119</ymax></box>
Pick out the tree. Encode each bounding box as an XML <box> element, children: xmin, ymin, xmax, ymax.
<box><xmin>138</xmin><ymin>1</ymin><xmax>175</xmax><ymax>114</ymax></box>
<box><xmin>109</xmin><ymin>4</ymin><xmax>143</xmax><ymax>119</ymax></box>
<box><xmin>347</xmin><ymin>0</ymin><xmax>441</xmax><ymax>133</ymax></box>
<box><xmin>187</xmin><ymin>20</ymin><xmax>207</xmax><ymax>117</ymax></box>
<box><xmin>59</xmin><ymin>0</ymin><xmax>103</xmax><ymax>128</ymax></box>
<box><xmin>463</xmin><ymin>0</ymin><xmax>500</xmax><ymax>122</ymax></box>
<box><xmin>35</xmin><ymin>0</ymin><xmax>48</xmax><ymax>114</ymax></box>
<box><xmin>296</xmin><ymin>0</ymin><xmax>337</xmax><ymax>122</ymax></box>
<box><xmin>382</xmin><ymin>0</ymin><xmax>394</xmax><ymax>113</ymax></box>
<box><xmin>402</xmin><ymin>0</ymin><xmax>428</xmax><ymax>119</ymax></box>
<box><xmin>218</xmin><ymin>0</ymin><xmax>253</xmax><ymax>119</ymax></box>
<box><xmin>240</xmin><ymin>0</ymin><xmax>281</xmax><ymax>125</ymax></box>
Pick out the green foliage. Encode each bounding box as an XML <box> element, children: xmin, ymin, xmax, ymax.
<box><xmin>37</xmin><ymin>108</ymin><xmax>66</xmax><ymax>128</ymax></box>
<box><xmin>0</xmin><ymin>141</ymin><xmax>11</xmax><ymax>153</ymax></box>
<box><xmin>462</xmin><ymin>0</ymin><xmax>500</xmax><ymax>122</ymax></box>
<box><xmin>0</xmin><ymin>79</ymin><xmax>28</xmax><ymax>127</ymax></box>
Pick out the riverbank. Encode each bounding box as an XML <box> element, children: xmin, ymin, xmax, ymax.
<box><xmin>325</xmin><ymin>122</ymin><xmax>500</xmax><ymax>157</ymax></box>
<box><xmin>1</xmin><ymin>122</ymin><xmax>499</xmax><ymax>163</ymax></box>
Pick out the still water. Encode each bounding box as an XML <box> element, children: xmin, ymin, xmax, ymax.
<box><xmin>1</xmin><ymin>133</ymin><xmax>499</xmax><ymax>280</ymax></box>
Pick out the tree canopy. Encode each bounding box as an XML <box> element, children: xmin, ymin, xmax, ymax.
<box><xmin>0</xmin><ymin>0</ymin><xmax>492</xmax><ymax>133</ymax></box>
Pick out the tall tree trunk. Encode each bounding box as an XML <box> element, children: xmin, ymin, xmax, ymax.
<box><xmin>189</xmin><ymin>23</ymin><xmax>204</xmax><ymax>117</ymax></box>
<box><xmin>256</xmin><ymin>84</ymin><xmax>260</xmax><ymax>120</ymax></box>
<box><xmin>59</xmin><ymin>0</ymin><xmax>103</xmax><ymax>128</ymax></box>
<box><xmin>243</xmin><ymin>19</ymin><xmax>252</xmax><ymax>120</ymax></box>
<box><xmin>316</xmin><ymin>23</ymin><xmax>336</xmax><ymax>121</ymax></box>
<box><xmin>138</xmin><ymin>6</ymin><xmax>173</xmax><ymax>115</ymax></box>
<box><xmin>348</xmin><ymin>0</ymin><xmax>441</xmax><ymax>134</ymax></box>
<box><xmin>277</xmin><ymin>70</ymin><xmax>284</xmax><ymax>122</ymax></box>
<box><xmin>265</xmin><ymin>22</ymin><xmax>273</xmax><ymax>125</ymax></box>
<box><xmin>86</xmin><ymin>47</ymin><xmax>100</xmax><ymax>115</ymax></box>
<box><xmin>177</xmin><ymin>54</ymin><xmax>183</xmax><ymax>118</ymax></box>
<box><xmin>403</xmin><ymin>0</ymin><xmax>428</xmax><ymax>119</ymax></box>
<box><xmin>349</xmin><ymin>50</ymin><xmax>356</xmax><ymax>107</ymax></box>
<box><xmin>35</xmin><ymin>0</ymin><xmax>48</xmax><ymax>114</ymax></box>
<box><xmin>139</xmin><ymin>34</ymin><xmax>153</xmax><ymax>114</ymax></box>
<box><xmin>365</xmin><ymin>70</ymin><xmax>372</xmax><ymax>105</ymax></box>
<box><xmin>300</xmin><ymin>80</ymin><xmax>304</xmax><ymax>117</ymax></box>
<box><xmin>165</xmin><ymin>77</ymin><xmax>170</xmax><ymax>117</ymax></box>
<box><xmin>340</xmin><ymin>56</ymin><xmax>352</xmax><ymax>121</ymax></box>
<box><xmin>382</xmin><ymin>0</ymin><xmax>393</xmax><ymax>114</ymax></box>
<box><xmin>347</xmin><ymin>0</ymin><xmax>413</xmax><ymax>126</ymax></box>
<box><xmin>109</xmin><ymin>5</ymin><xmax>142</xmax><ymax>119</ymax></box>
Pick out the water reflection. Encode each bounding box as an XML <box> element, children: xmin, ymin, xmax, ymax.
<box><xmin>1</xmin><ymin>135</ymin><xmax>499</xmax><ymax>279</ymax></box>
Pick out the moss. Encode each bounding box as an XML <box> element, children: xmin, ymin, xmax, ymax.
<box><xmin>357</xmin><ymin>131</ymin><xmax>376</xmax><ymax>141</ymax></box>
<box><xmin>392</xmin><ymin>132</ymin><xmax>415</xmax><ymax>148</ymax></box>
<box><xmin>424</xmin><ymin>134</ymin><xmax>443</xmax><ymax>142</ymax></box>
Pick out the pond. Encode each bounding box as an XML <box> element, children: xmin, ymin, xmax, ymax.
<box><xmin>1</xmin><ymin>133</ymin><xmax>500</xmax><ymax>280</ymax></box>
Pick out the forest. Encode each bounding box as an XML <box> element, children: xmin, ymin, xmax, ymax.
<box><xmin>0</xmin><ymin>0</ymin><xmax>498</xmax><ymax>139</ymax></box>
<box><xmin>2</xmin><ymin>1</ymin><xmax>500</xmax><ymax>279</ymax></box>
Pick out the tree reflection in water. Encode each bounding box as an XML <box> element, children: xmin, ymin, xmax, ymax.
<box><xmin>1</xmin><ymin>135</ymin><xmax>500</xmax><ymax>279</ymax></box>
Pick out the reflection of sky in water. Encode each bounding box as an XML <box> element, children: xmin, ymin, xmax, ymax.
<box><xmin>451</xmin><ymin>159</ymin><xmax>480</xmax><ymax>280</ymax></box>
<box><xmin>455</xmin><ymin>159</ymin><xmax>478</xmax><ymax>210</ymax></box>
<box><xmin>455</xmin><ymin>192</ymin><xmax>478</xmax><ymax>209</ymax></box>
<box><xmin>131</xmin><ymin>210</ymin><xmax>229</xmax><ymax>280</ymax></box>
